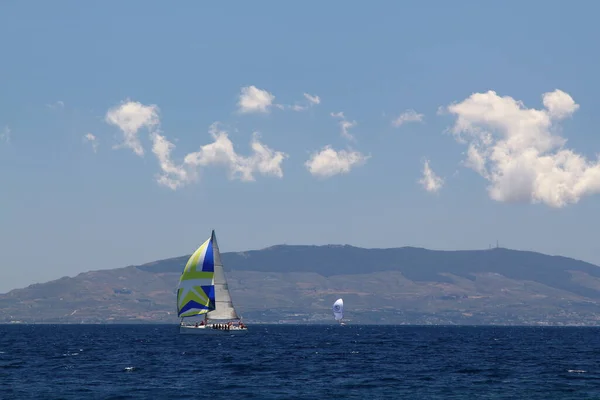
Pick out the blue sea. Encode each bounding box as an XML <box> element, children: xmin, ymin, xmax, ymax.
<box><xmin>1</xmin><ymin>324</ymin><xmax>600</xmax><ymax>399</ymax></box>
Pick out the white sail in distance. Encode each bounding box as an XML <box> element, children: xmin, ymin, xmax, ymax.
<box><xmin>333</xmin><ymin>298</ymin><xmax>344</xmax><ymax>321</ymax></box>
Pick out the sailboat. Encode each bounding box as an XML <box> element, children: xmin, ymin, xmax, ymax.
<box><xmin>333</xmin><ymin>298</ymin><xmax>345</xmax><ymax>325</ymax></box>
<box><xmin>177</xmin><ymin>230</ymin><xmax>248</xmax><ymax>334</ymax></box>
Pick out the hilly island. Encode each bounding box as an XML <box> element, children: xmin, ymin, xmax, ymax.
<box><xmin>2</xmin><ymin>245</ymin><xmax>600</xmax><ymax>326</ymax></box>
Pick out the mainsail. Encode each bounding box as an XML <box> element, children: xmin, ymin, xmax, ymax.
<box><xmin>176</xmin><ymin>230</ymin><xmax>240</xmax><ymax>321</ymax></box>
<box><xmin>333</xmin><ymin>298</ymin><xmax>344</xmax><ymax>321</ymax></box>
<box><xmin>206</xmin><ymin>231</ymin><xmax>240</xmax><ymax>320</ymax></box>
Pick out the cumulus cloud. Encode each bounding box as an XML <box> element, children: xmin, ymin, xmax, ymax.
<box><xmin>543</xmin><ymin>90</ymin><xmax>580</xmax><ymax>120</ymax></box>
<box><xmin>444</xmin><ymin>89</ymin><xmax>599</xmax><ymax>207</ymax></box>
<box><xmin>105</xmin><ymin>100</ymin><xmax>159</xmax><ymax>156</ymax></box>
<box><xmin>305</xmin><ymin>145</ymin><xmax>369</xmax><ymax>178</ymax></box>
<box><xmin>392</xmin><ymin>109</ymin><xmax>424</xmax><ymax>127</ymax></box>
<box><xmin>330</xmin><ymin>112</ymin><xmax>357</xmax><ymax>141</ymax></box>
<box><xmin>144</xmin><ymin>123</ymin><xmax>287</xmax><ymax>189</ymax></box>
<box><xmin>238</xmin><ymin>86</ymin><xmax>276</xmax><ymax>114</ymax></box>
<box><xmin>83</xmin><ymin>133</ymin><xmax>98</xmax><ymax>153</ymax></box>
<box><xmin>184</xmin><ymin>123</ymin><xmax>287</xmax><ymax>182</ymax></box>
<box><xmin>104</xmin><ymin>98</ymin><xmax>287</xmax><ymax>189</ymax></box>
<box><xmin>419</xmin><ymin>159</ymin><xmax>444</xmax><ymax>193</ymax></box>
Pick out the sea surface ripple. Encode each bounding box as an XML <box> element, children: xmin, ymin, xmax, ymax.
<box><xmin>1</xmin><ymin>324</ymin><xmax>600</xmax><ymax>399</ymax></box>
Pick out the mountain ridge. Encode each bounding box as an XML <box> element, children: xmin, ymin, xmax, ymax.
<box><xmin>136</xmin><ymin>245</ymin><xmax>600</xmax><ymax>299</ymax></box>
<box><xmin>2</xmin><ymin>244</ymin><xmax>600</xmax><ymax>325</ymax></box>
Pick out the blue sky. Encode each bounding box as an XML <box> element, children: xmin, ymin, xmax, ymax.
<box><xmin>2</xmin><ymin>1</ymin><xmax>600</xmax><ymax>293</ymax></box>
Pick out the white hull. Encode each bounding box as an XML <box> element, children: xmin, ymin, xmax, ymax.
<box><xmin>179</xmin><ymin>324</ymin><xmax>248</xmax><ymax>334</ymax></box>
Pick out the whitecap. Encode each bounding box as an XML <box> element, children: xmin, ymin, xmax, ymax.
<box><xmin>568</xmin><ymin>369</ymin><xmax>586</xmax><ymax>373</ymax></box>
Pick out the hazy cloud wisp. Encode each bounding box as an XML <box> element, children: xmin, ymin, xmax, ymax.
<box><xmin>419</xmin><ymin>159</ymin><xmax>444</xmax><ymax>193</ymax></box>
<box><xmin>392</xmin><ymin>109</ymin><xmax>424</xmax><ymax>127</ymax></box>
<box><xmin>1</xmin><ymin>126</ymin><xmax>10</xmax><ymax>143</ymax></box>
<box><xmin>83</xmin><ymin>133</ymin><xmax>98</xmax><ymax>153</ymax></box>
<box><xmin>330</xmin><ymin>112</ymin><xmax>357</xmax><ymax>141</ymax></box>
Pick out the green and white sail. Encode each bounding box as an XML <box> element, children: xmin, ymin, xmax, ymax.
<box><xmin>176</xmin><ymin>230</ymin><xmax>240</xmax><ymax>320</ymax></box>
<box><xmin>176</xmin><ymin>233</ymin><xmax>217</xmax><ymax>318</ymax></box>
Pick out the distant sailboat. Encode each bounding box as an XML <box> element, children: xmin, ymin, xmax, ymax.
<box><xmin>177</xmin><ymin>230</ymin><xmax>247</xmax><ymax>334</ymax></box>
<box><xmin>333</xmin><ymin>298</ymin><xmax>345</xmax><ymax>325</ymax></box>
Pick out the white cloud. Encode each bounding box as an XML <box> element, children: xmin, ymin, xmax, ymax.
<box><xmin>238</xmin><ymin>86</ymin><xmax>276</xmax><ymax>114</ymax></box>
<box><xmin>1</xmin><ymin>126</ymin><xmax>10</xmax><ymax>143</ymax></box>
<box><xmin>305</xmin><ymin>145</ymin><xmax>369</xmax><ymax>178</ymax></box>
<box><xmin>247</xmin><ymin>134</ymin><xmax>289</xmax><ymax>179</ymax></box>
<box><xmin>103</xmin><ymin>97</ymin><xmax>287</xmax><ymax>189</ymax></box>
<box><xmin>392</xmin><ymin>109</ymin><xmax>424</xmax><ymax>127</ymax></box>
<box><xmin>419</xmin><ymin>159</ymin><xmax>444</xmax><ymax>193</ymax></box>
<box><xmin>83</xmin><ymin>133</ymin><xmax>98</xmax><ymax>153</ymax></box>
<box><xmin>444</xmin><ymin>89</ymin><xmax>600</xmax><ymax>208</ymax></box>
<box><xmin>105</xmin><ymin>100</ymin><xmax>159</xmax><ymax>156</ymax></box>
<box><xmin>150</xmin><ymin>132</ymin><xmax>193</xmax><ymax>190</ymax></box>
<box><xmin>543</xmin><ymin>89</ymin><xmax>580</xmax><ymax>120</ymax></box>
<box><xmin>330</xmin><ymin>112</ymin><xmax>357</xmax><ymax>141</ymax></box>
<box><xmin>184</xmin><ymin>123</ymin><xmax>287</xmax><ymax>182</ymax></box>
<box><xmin>237</xmin><ymin>86</ymin><xmax>320</xmax><ymax>113</ymax></box>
